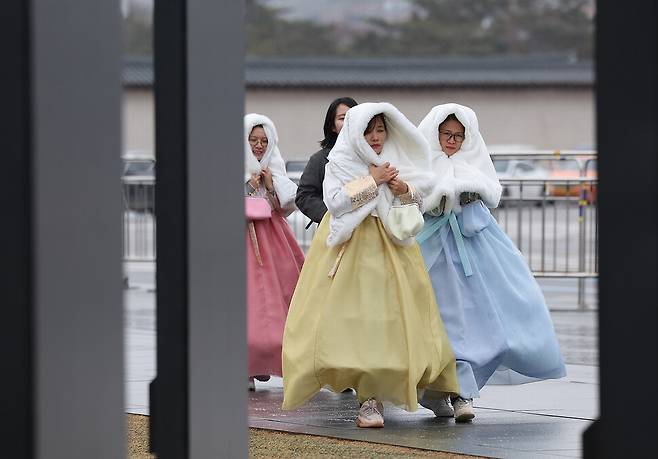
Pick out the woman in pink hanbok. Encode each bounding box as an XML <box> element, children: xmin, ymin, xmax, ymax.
<box><xmin>244</xmin><ymin>113</ymin><xmax>305</xmax><ymax>390</ymax></box>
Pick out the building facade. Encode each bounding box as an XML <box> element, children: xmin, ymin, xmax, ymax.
<box><xmin>123</xmin><ymin>55</ymin><xmax>594</xmax><ymax>159</ymax></box>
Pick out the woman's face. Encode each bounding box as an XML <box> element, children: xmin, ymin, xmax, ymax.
<box><xmin>333</xmin><ymin>103</ymin><xmax>350</xmax><ymax>134</ymax></box>
<box><xmin>438</xmin><ymin>118</ymin><xmax>465</xmax><ymax>157</ymax></box>
<box><xmin>248</xmin><ymin>126</ymin><xmax>268</xmax><ymax>160</ymax></box>
<box><xmin>364</xmin><ymin>117</ymin><xmax>387</xmax><ymax>155</ymax></box>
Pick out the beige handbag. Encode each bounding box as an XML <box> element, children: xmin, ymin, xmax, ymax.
<box><xmin>387</xmin><ymin>202</ymin><xmax>424</xmax><ymax>240</ymax></box>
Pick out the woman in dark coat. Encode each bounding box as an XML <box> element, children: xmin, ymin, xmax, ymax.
<box><xmin>295</xmin><ymin>97</ymin><xmax>358</xmax><ymax>225</ymax></box>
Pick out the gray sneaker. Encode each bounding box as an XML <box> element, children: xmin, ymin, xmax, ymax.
<box><xmin>452</xmin><ymin>397</ymin><xmax>475</xmax><ymax>422</ymax></box>
<box><xmin>356</xmin><ymin>399</ymin><xmax>384</xmax><ymax>428</ymax></box>
<box><xmin>420</xmin><ymin>394</ymin><xmax>454</xmax><ymax>417</ymax></box>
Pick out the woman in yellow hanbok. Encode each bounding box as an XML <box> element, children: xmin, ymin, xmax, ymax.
<box><xmin>282</xmin><ymin>102</ymin><xmax>459</xmax><ymax>428</ymax></box>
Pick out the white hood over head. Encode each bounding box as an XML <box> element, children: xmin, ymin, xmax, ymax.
<box><xmin>418</xmin><ymin>103</ymin><xmax>501</xmax><ymax>212</ymax></box>
<box><xmin>244</xmin><ymin>113</ymin><xmax>297</xmax><ymax>214</ymax></box>
<box><xmin>325</xmin><ymin>102</ymin><xmax>435</xmax><ymax>246</ymax></box>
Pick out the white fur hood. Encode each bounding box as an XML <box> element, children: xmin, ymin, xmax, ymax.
<box><xmin>418</xmin><ymin>103</ymin><xmax>502</xmax><ymax>212</ymax></box>
<box><xmin>325</xmin><ymin>102</ymin><xmax>435</xmax><ymax>246</ymax></box>
<box><xmin>244</xmin><ymin>113</ymin><xmax>297</xmax><ymax>214</ymax></box>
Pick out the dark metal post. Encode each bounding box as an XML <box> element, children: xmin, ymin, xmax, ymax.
<box><xmin>2</xmin><ymin>1</ymin><xmax>123</xmax><ymax>457</ymax></box>
<box><xmin>151</xmin><ymin>0</ymin><xmax>246</xmax><ymax>457</ymax></box>
<box><xmin>2</xmin><ymin>2</ymin><xmax>33</xmax><ymax>456</ymax></box>
<box><xmin>150</xmin><ymin>0</ymin><xmax>188</xmax><ymax>455</ymax></box>
<box><xmin>583</xmin><ymin>2</ymin><xmax>658</xmax><ymax>456</ymax></box>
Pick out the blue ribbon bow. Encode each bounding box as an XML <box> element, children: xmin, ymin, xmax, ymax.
<box><xmin>416</xmin><ymin>212</ymin><xmax>473</xmax><ymax>277</ymax></box>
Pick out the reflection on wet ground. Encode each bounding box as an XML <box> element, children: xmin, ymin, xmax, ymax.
<box><xmin>248</xmin><ymin>363</ymin><xmax>597</xmax><ymax>459</ymax></box>
<box><xmin>124</xmin><ymin>263</ymin><xmax>598</xmax><ymax>458</ymax></box>
<box><xmin>551</xmin><ymin>311</ymin><xmax>597</xmax><ymax>366</ymax></box>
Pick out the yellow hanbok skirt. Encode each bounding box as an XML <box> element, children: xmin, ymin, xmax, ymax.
<box><xmin>282</xmin><ymin>214</ymin><xmax>459</xmax><ymax>411</ymax></box>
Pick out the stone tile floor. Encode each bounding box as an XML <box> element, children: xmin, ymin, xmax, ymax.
<box><xmin>124</xmin><ymin>263</ymin><xmax>598</xmax><ymax>458</ymax></box>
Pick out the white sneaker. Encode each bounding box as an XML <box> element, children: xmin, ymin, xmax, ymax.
<box><xmin>420</xmin><ymin>395</ymin><xmax>454</xmax><ymax>417</ymax></box>
<box><xmin>248</xmin><ymin>377</ymin><xmax>255</xmax><ymax>391</ymax></box>
<box><xmin>452</xmin><ymin>397</ymin><xmax>475</xmax><ymax>422</ymax></box>
<box><xmin>356</xmin><ymin>399</ymin><xmax>384</xmax><ymax>428</ymax></box>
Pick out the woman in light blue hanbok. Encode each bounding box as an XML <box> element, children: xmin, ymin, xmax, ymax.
<box><xmin>416</xmin><ymin>103</ymin><xmax>566</xmax><ymax>422</ymax></box>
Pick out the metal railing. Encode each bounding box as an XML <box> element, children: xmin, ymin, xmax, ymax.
<box><xmin>488</xmin><ymin>150</ymin><xmax>598</xmax><ymax>308</ymax></box>
<box><xmin>122</xmin><ymin>176</ymin><xmax>156</xmax><ymax>262</ymax></box>
<box><xmin>122</xmin><ymin>151</ymin><xmax>598</xmax><ymax>306</ymax></box>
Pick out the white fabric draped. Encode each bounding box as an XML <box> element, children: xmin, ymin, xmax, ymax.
<box><xmin>244</xmin><ymin>113</ymin><xmax>297</xmax><ymax>215</ymax></box>
<box><xmin>418</xmin><ymin>103</ymin><xmax>502</xmax><ymax>212</ymax></box>
<box><xmin>324</xmin><ymin>102</ymin><xmax>435</xmax><ymax>246</ymax></box>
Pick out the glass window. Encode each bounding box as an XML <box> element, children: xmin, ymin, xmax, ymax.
<box><xmin>493</xmin><ymin>160</ymin><xmax>509</xmax><ymax>173</ymax></box>
<box><xmin>515</xmin><ymin>162</ymin><xmax>533</xmax><ymax>173</ymax></box>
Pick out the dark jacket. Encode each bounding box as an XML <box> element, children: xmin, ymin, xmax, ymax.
<box><xmin>295</xmin><ymin>147</ymin><xmax>330</xmax><ymax>224</ymax></box>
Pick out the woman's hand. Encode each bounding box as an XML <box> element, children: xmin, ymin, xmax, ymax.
<box><xmin>369</xmin><ymin>162</ymin><xmax>398</xmax><ymax>185</ymax></box>
<box><xmin>248</xmin><ymin>173</ymin><xmax>261</xmax><ymax>191</ymax></box>
<box><xmin>388</xmin><ymin>178</ymin><xmax>409</xmax><ymax>196</ymax></box>
<box><xmin>261</xmin><ymin>167</ymin><xmax>275</xmax><ymax>191</ymax></box>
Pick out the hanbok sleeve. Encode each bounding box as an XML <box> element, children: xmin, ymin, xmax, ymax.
<box><xmin>426</xmin><ymin>196</ymin><xmax>446</xmax><ymax>217</ymax></box>
<box><xmin>398</xmin><ymin>183</ymin><xmax>423</xmax><ymax>207</ymax></box>
<box><xmin>245</xmin><ymin>180</ymin><xmax>257</xmax><ymax>197</ymax></box>
<box><xmin>324</xmin><ymin>173</ymin><xmax>378</xmax><ymax>218</ymax></box>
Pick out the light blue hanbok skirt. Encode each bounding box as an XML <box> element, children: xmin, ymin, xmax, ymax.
<box><xmin>418</xmin><ymin>201</ymin><xmax>566</xmax><ymax>399</ymax></box>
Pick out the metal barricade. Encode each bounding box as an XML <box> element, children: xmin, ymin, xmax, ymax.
<box><xmin>492</xmin><ymin>177</ymin><xmax>598</xmax><ymax>306</ymax></box>
<box><xmin>489</xmin><ymin>150</ymin><xmax>598</xmax><ymax>308</ymax></box>
<box><xmin>121</xmin><ymin>151</ymin><xmax>598</xmax><ymax>308</ymax></box>
<box><xmin>285</xmin><ymin>213</ymin><xmax>318</xmax><ymax>253</ymax></box>
<box><xmin>122</xmin><ymin>176</ymin><xmax>156</xmax><ymax>261</ymax></box>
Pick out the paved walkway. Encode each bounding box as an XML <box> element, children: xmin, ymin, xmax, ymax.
<box><xmin>124</xmin><ymin>262</ymin><xmax>598</xmax><ymax>458</ymax></box>
<box><xmin>248</xmin><ymin>365</ymin><xmax>596</xmax><ymax>459</ymax></box>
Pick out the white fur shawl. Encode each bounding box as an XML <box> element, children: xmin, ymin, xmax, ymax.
<box><xmin>244</xmin><ymin>113</ymin><xmax>297</xmax><ymax>215</ymax></box>
<box><xmin>418</xmin><ymin>103</ymin><xmax>502</xmax><ymax>212</ymax></box>
<box><xmin>324</xmin><ymin>102</ymin><xmax>435</xmax><ymax>247</ymax></box>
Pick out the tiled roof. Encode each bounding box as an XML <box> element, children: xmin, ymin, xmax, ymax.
<box><xmin>124</xmin><ymin>54</ymin><xmax>593</xmax><ymax>88</ymax></box>
<box><xmin>123</xmin><ymin>57</ymin><xmax>154</xmax><ymax>88</ymax></box>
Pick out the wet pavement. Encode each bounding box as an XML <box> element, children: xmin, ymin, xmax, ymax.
<box><xmin>248</xmin><ymin>365</ymin><xmax>596</xmax><ymax>459</ymax></box>
<box><xmin>124</xmin><ymin>261</ymin><xmax>598</xmax><ymax>458</ymax></box>
<box><xmin>550</xmin><ymin>310</ymin><xmax>597</xmax><ymax>366</ymax></box>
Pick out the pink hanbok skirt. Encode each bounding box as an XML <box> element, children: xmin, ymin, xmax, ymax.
<box><xmin>247</xmin><ymin>212</ymin><xmax>305</xmax><ymax>377</ymax></box>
